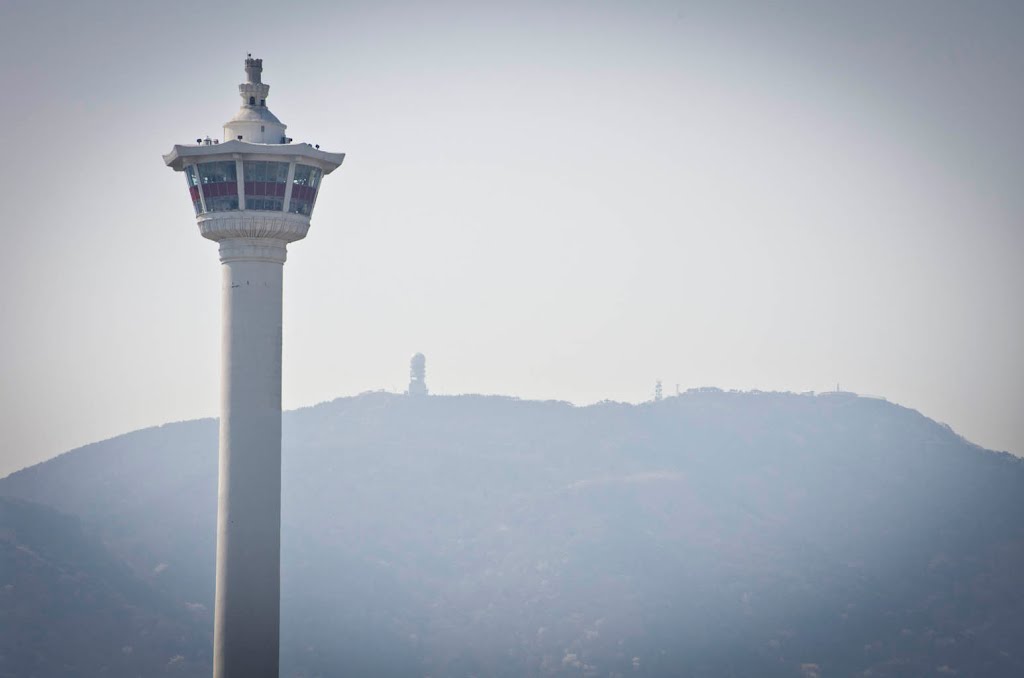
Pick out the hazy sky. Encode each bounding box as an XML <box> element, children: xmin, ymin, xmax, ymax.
<box><xmin>1</xmin><ymin>0</ymin><xmax>1021</xmax><ymax>476</ymax></box>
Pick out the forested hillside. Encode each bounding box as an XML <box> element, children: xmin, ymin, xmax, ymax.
<box><xmin>2</xmin><ymin>391</ymin><xmax>1023</xmax><ymax>677</ymax></box>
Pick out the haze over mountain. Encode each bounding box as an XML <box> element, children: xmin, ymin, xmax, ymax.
<box><xmin>2</xmin><ymin>390</ymin><xmax>1023</xmax><ymax>676</ymax></box>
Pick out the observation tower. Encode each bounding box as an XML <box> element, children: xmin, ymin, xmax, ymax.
<box><xmin>163</xmin><ymin>56</ymin><xmax>344</xmax><ymax>677</ymax></box>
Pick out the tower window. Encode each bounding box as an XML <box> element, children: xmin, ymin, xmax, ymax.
<box><xmin>184</xmin><ymin>165</ymin><xmax>202</xmax><ymax>215</ymax></box>
<box><xmin>260</xmin><ymin>99</ymin><xmax>265</xmax><ymax>106</ymax></box>
<box><xmin>196</xmin><ymin>161</ymin><xmax>240</xmax><ymax>213</ymax></box>
<box><xmin>249</xmin><ymin>96</ymin><xmax>256</xmax><ymax>105</ymax></box>
<box><xmin>289</xmin><ymin>164</ymin><xmax>323</xmax><ymax>216</ymax></box>
<box><xmin>243</xmin><ymin>160</ymin><xmax>289</xmax><ymax>211</ymax></box>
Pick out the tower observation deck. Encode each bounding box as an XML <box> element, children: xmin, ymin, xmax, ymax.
<box><xmin>163</xmin><ymin>57</ymin><xmax>344</xmax><ymax>678</ymax></box>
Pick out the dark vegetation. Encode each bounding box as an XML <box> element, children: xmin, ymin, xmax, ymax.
<box><xmin>2</xmin><ymin>390</ymin><xmax>1023</xmax><ymax>677</ymax></box>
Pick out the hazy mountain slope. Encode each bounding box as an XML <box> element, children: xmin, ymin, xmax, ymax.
<box><xmin>2</xmin><ymin>420</ymin><xmax>220</xmax><ymax>606</ymax></box>
<box><xmin>0</xmin><ymin>497</ymin><xmax>210</xmax><ymax>678</ymax></box>
<box><xmin>2</xmin><ymin>391</ymin><xmax>1023</xmax><ymax>677</ymax></box>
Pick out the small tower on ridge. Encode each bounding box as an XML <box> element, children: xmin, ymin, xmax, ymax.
<box><xmin>409</xmin><ymin>353</ymin><xmax>428</xmax><ymax>396</ymax></box>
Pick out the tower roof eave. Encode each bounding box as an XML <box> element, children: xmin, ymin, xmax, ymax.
<box><xmin>162</xmin><ymin>140</ymin><xmax>345</xmax><ymax>173</ymax></box>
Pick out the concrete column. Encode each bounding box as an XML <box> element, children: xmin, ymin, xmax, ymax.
<box><xmin>213</xmin><ymin>237</ymin><xmax>288</xmax><ymax>678</ymax></box>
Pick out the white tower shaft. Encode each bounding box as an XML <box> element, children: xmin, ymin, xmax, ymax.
<box><xmin>214</xmin><ymin>238</ymin><xmax>286</xmax><ymax>677</ymax></box>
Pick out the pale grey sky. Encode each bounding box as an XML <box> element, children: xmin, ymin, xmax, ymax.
<box><xmin>1</xmin><ymin>0</ymin><xmax>1021</xmax><ymax>476</ymax></box>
